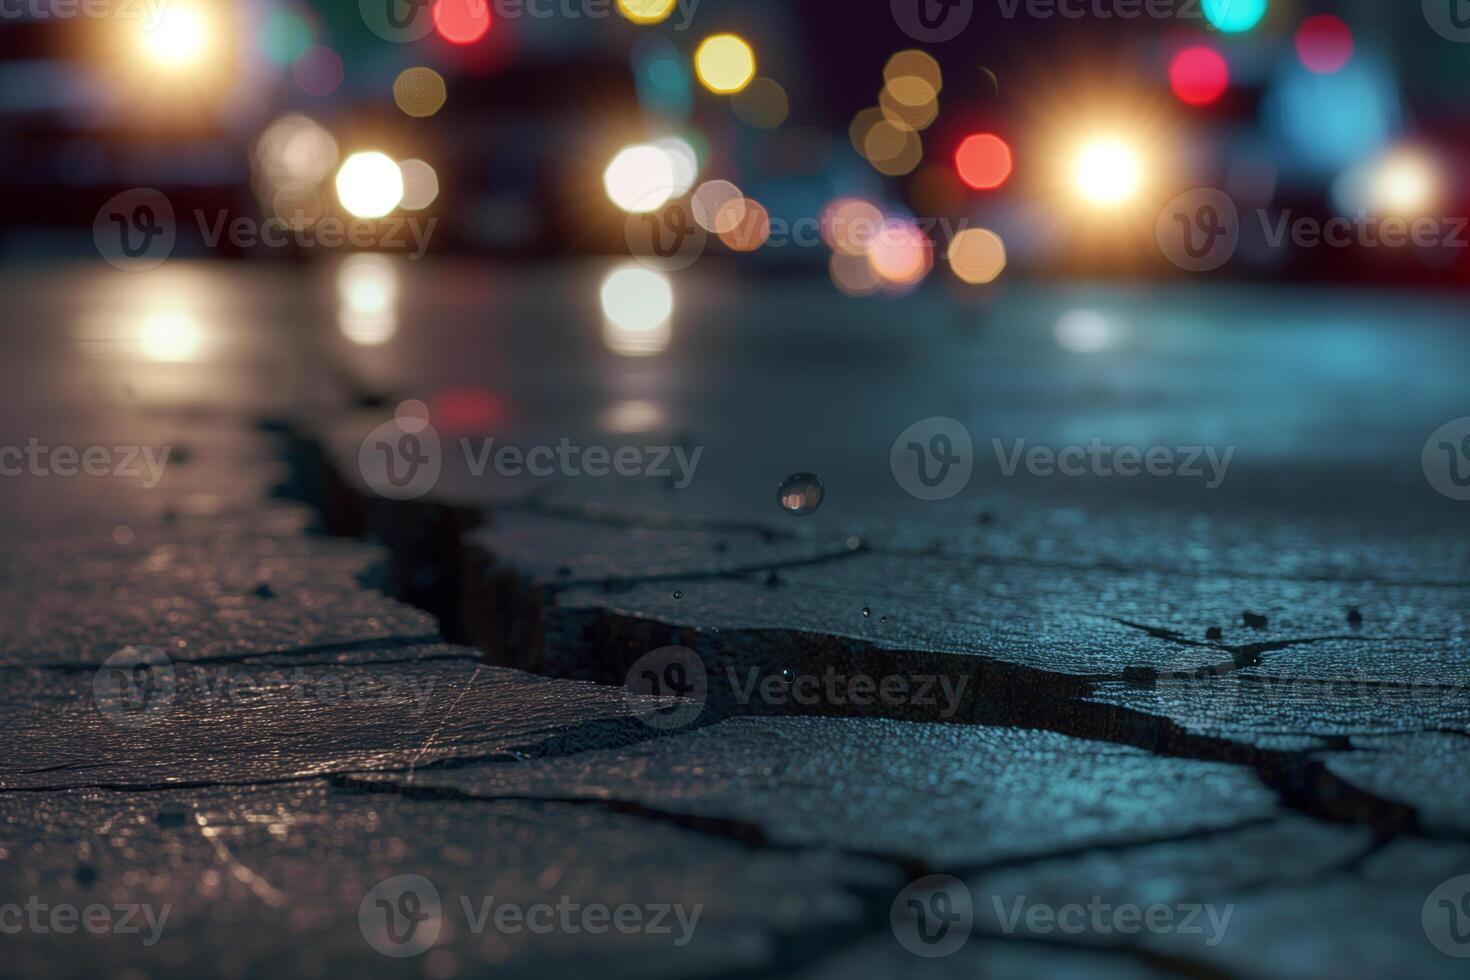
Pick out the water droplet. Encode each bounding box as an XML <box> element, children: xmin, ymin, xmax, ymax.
<box><xmin>880</xmin><ymin>616</ymin><xmax>887</xmax><ymax>624</ymax></box>
<box><xmin>777</xmin><ymin>472</ymin><xmax>825</xmax><ymax>516</ymax></box>
<box><xmin>861</xmin><ymin>606</ymin><xmax>871</xmax><ymax>618</ymax></box>
<box><xmin>778</xmin><ymin>668</ymin><xmax>795</xmax><ymax>683</ymax></box>
<box><xmin>672</xmin><ymin>590</ymin><xmax>683</xmax><ymax>599</ymax></box>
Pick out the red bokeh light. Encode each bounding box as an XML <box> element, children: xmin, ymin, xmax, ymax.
<box><xmin>1295</xmin><ymin>15</ymin><xmax>1353</xmax><ymax>75</ymax></box>
<box><xmin>1168</xmin><ymin>46</ymin><xmax>1228</xmax><ymax>106</ymax></box>
<box><xmin>433</xmin><ymin>0</ymin><xmax>492</xmax><ymax>44</ymax></box>
<box><xmin>953</xmin><ymin>134</ymin><xmax>1012</xmax><ymax>191</ymax></box>
<box><xmin>429</xmin><ymin>387</ymin><xmax>506</xmax><ymax>436</ymax></box>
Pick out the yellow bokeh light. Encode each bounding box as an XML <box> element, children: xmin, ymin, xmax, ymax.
<box><xmin>830</xmin><ymin>253</ymin><xmax>881</xmax><ymax>297</ymax></box>
<box><xmin>604</xmin><ymin>144</ymin><xmax>676</xmax><ymax>213</ymax></box>
<box><xmin>717</xmin><ymin>198</ymin><xmax>769</xmax><ymax>252</ymax></box>
<box><xmin>822</xmin><ymin>198</ymin><xmax>884</xmax><ymax>256</ymax></box>
<box><xmin>884</xmin><ymin>50</ymin><xmax>942</xmax><ymax>93</ymax></box>
<box><xmin>948</xmin><ymin>228</ymin><xmax>1007</xmax><ymax>284</ymax></box>
<box><xmin>335</xmin><ymin>151</ymin><xmax>405</xmax><ymax>219</ymax></box>
<box><xmin>695</xmin><ymin>34</ymin><xmax>756</xmax><ymax>94</ymax></box>
<box><xmin>616</xmin><ymin>0</ymin><xmax>676</xmax><ymax>23</ymax></box>
<box><xmin>393</xmin><ymin>67</ymin><xmax>447</xmax><ymax>118</ymax></box>
<box><xmin>1072</xmin><ymin>138</ymin><xmax>1143</xmax><ymax>207</ymax></box>
<box><xmin>138</xmin><ymin>4</ymin><xmax>211</xmax><ymax>70</ymax></box>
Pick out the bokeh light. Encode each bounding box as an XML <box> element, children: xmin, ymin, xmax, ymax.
<box><xmin>254</xmin><ymin>114</ymin><xmax>339</xmax><ymax>186</ymax></box>
<box><xmin>1202</xmin><ymin>0</ymin><xmax>1266</xmax><ymax>33</ymax></box>
<box><xmin>867</xmin><ymin>218</ymin><xmax>932</xmax><ymax>290</ymax></box>
<box><xmin>138</xmin><ymin>4</ymin><xmax>211</xmax><ymax>70</ymax></box>
<box><xmin>1072</xmin><ymin>138</ymin><xmax>1142</xmax><ymax>207</ymax></box>
<box><xmin>1295</xmin><ymin>15</ymin><xmax>1353</xmax><ymax>75</ymax></box>
<box><xmin>884</xmin><ymin>50</ymin><xmax>942</xmax><ymax>93</ymax></box>
<box><xmin>821</xmin><ymin>198</ymin><xmax>883</xmax><ymax>256</ymax></box>
<box><xmin>1169</xmin><ymin>46</ymin><xmax>1229</xmax><ymax>105</ymax></box>
<box><xmin>336</xmin><ymin>151</ymin><xmax>405</xmax><ymax>219</ymax></box>
<box><xmin>616</xmin><ymin>0</ymin><xmax>676</xmax><ymax>24</ymax></box>
<box><xmin>717</xmin><ymin>198</ymin><xmax>769</xmax><ymax>252</ymax></box>
<box><xmin>293</xmin><ymin>45</ymin><xmax>344</xmax><ymax>97</ymax></box>
<box><xmin>732</xmin><ymin>78</ymin><xmax>789</xmax><ymax>128</ymax></box>
<box><xmin>864</xmin><ymin>121</ymin><xmax>923</xmax><ymax>176</ymax></box>
<box><xmin>337</xmin><ymin>255</ymin><xmax>399</xmax><ymax>346</ymax></box>
<box><xmin>601</xmin><ymin>266</ymin><xmax>673</xmax><ymax>356</ymax></box>
<box><xmin>829</xmin><ymin>253</ymin><xmax>881</xmax><ymax>297</ymax></box>
<box><xmin>1055</xmin><ymin>309</ymin><xmax>1116</xmax><ymax>352</ymax></box>
<box><xmin>1356</xmin><ymin>149</ymin><xmax>1440</xmax><ymax>217</ymax></box>
<box><xmin>433</xmin><ymin>0</ymin><xmax>492</xmax><ymax>44</ymax></box>
<box><xmin>139</xmin><ymin>311</ymin><xmax>202</xmax><ymax>362</ymax></box>
<box><xmin>695</xmin><ymin>34</ymin><xmax>756</xmax><ymax>94</ymax></box>
<box><xmin>947</xmin><ymin>228</ymin><xmax>1007</xmax><ymax>284</ymax></box>
<box><xmin>604</xmin><ymin>144</ymin><xmax>676</xmax><ymax>213</ymax></box>
<box><xmin>653</xmin><ymin>136</ymin><xmax>699</xmax><ymax>196</ymax></box>
<box><xmin>259</xmin><ymin>11</ymin><xmax>311</xmax><ymax>64</ymax></box>
<box><xmin>691</xmin><ymin>180</ymin><xmax>745</xmax><ymax>233</ymax></box>
<box><xmin>954</xmin><ymin>134</ymin><xmax>1012</xmax><ymax>190</ymax></box>
<box><xmin>398</xmin><ymin>160</ymin><xmax>440</xmax><ymax>211</ymax></box>
<box><xmin>394</xmin><ymin>67</ymin><xmax>448</xmax><ymax>117</ymax></box>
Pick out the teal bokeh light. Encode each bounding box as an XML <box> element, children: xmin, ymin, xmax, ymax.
<box><xmin>1203</xmin><ymin>0</ymin><xmax>1266</xmax><ymax>33</ymax></box>
<box><xmin>260</xmin><ymin>11</ymin><xmax>313</xmax><ymax>65</ymax></box>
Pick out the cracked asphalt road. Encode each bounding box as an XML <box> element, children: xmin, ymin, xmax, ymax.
<box><xmin>2</xmin><ymin>263</ymin><xmax>1469</xmax><ymax>977</ymax></box>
